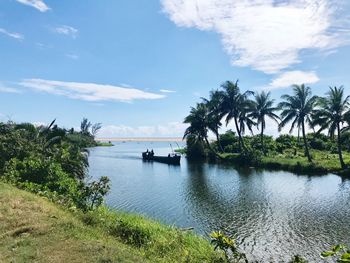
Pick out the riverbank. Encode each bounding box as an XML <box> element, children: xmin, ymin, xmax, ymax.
<box><xmin>0</xmin><ymin>182</ymin><xmax>222</xmax><ymax>263</ymax></box>
<box><xmin>219</xmin><ymin>151</ymin><xmax>350</xmax><ymax>176</ymax></box>
<box><xmin>95</xmin><ymin>141</ymin><xmax>114</xmax><ymax>147</ymax></box>
<box><xmin>96</xmin><ymin>137</ymin><xmax>183</xmax><ymax>142</ymax></box>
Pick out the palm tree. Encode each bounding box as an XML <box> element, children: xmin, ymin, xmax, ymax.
<box><xmin>220</xmin><ymin>80</ymin><xmax>254</xmax><ymax>151</ymax></box>
<box><xmin>183</xmin><ymin>103</ymin><xmax>216</xmax><ymax>154</ymax></box>
<box><xmin>202</xmin><ymin>90</ymin><xmax>225</xmax><ymax>152</ymax></box>
<box><xmin>278</xmin><ymin>84</ymin><xmax>317</xmax><ymax>162</ymax></box>
<box><xmin>250</xmin><ymin>91</ymin><xmax>280</xmax><ymax>153</ymax></box>
<box><xmin>312</xmin><ymin>86</ymin><xmax>349</xmax><ymax>169</ymax></box>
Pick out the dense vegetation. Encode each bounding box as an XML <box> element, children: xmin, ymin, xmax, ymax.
<box><xmin>184</xmin><ymin>82</ymin><xmax>350</xmax><ymax>175</ymax></box>
<box><xmin>0</xmin><ymin>118</ymin><xmax>110</xmax><ymax>210</ymax></box>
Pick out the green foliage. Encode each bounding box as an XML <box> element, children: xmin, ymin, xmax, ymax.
<box><xmin>237</xmin><ymin>147</ymin><xmax>263</xmax><ymax>166</ymax></box>
<box><xmin>0</xmin><ymin>120</ymin><xmax>110</xmax><ymax>211</ymax></box>
<box><xmin>321</xmin><ymin>244</ymin><xmax>350</xmax><ymax>262</ymax></box>
<box><xmin>184</xmin><ymin>81</ymin><xmax>350</xmax><ymax>171</ymax></box>
<box><xmin>210</xmin><ymin>231</ymin><xmax>247</xmax><ymax>263</ymax></box>
<box><xmin>110</xmin><ymin>219</ymin><xmax>151</xmax><ymax>247</ymax></box>
<box><xmin>80</xmin><ymin>176</ymin><xmax>111</xmax><ymax>211</ymax></box>
<box><xmin>186</xmin><ymin>135</ymin><xmax>206</xmax><ymax>160</ymax></box>
<box><xmin>289</xmin><ymin>255</ymin><xmax>308</xmax><ymax>263</ymax></box>
<box><xmin>220</xmin><ymin>130</ymin><xmax>239</xmax><ymax>153</ymax></box>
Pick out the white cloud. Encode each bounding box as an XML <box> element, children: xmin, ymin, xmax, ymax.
<box><xmin>266</xmin><ymin>70</ymin><xmax>320</xmax><ymax>90</ymax></box>
<box><xmin>160</xmin><ymin>89</ymin><xmax>176</xmax><ymax>93</ymax></box>
<box><xmin>0</xmin><ymin>28</ymin><xmax>24</xmax><ymax>40</ymax></box>
<box><xmin>0</xmin><ymin>85</ymin><xmax>21</xmax><ymax>94</ymax></box>
<box><xmin>16</xmin><ymin>0</ymin><xmax>50</xmax><ymax>12</ymax></box>
<box><xmin>161</xmin><ymin>0</ymin><xmax>349</xmax><ymax>73</ymax></box>
<box><xmin>19</xmin><ymin>79</ymin><xmax>165</xmax><ymax>102</ymax></box>
<box><xmin>54</xmin><ymin>25</ymin><xmax>78</xmax><ymax>38</ymax></box>
<box><xmin>98</xmin><ymin>122</ymin><xmax>187</xmax><ymax>137</ymax></box>
<box><xmin>65</xmin><ymin>53</ymin><xmax>79</xmax><ymax>60</ymax></box>
<box><xmin>32</xmin><ymin>121</ymin><xmax>46</xmax><ymax>127</ymax></box>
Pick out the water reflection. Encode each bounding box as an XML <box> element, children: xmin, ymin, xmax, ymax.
<box><xmin>89</xmin><ymin>142</ymin><xmax>350</xmax><ymax>262</ymax></box>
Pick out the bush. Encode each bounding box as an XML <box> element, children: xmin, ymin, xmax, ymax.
<box><xmin>186</xmin><ymin>135</ymin><xmax>206</xmax><ymax>160</ymax></box>
<box><xmin>220</xmin><ymin>130</ymin><xmax>239</xmax><ymax>153</ymax></box>
<box><xmin>237</xmin><ymin>147</ymin><xmax>263</xmax><ymax>166</ymax></box>
<box><xmin>0</xmin><ymin>120</ymin><xmax>110</xmax><ymax>211</ymax></box>
<box><xmin>110</xmin><ymin>219</ymin><xmax>151</xmax><ymax>247</ymax></box>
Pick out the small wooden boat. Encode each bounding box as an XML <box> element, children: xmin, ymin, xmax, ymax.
<box><xmin>142</xmin><ymin>152</ymin><xmax>181</xmax><ymax>165</ymax></box>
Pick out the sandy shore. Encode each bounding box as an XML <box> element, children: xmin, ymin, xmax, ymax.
<box><xmin>96</xmin><ymin>137</ymin><xmax>184</xmax><ymax>142</ymax></box>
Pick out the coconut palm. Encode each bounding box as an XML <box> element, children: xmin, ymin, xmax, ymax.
<box><xmin>202</xmin><ymin>90</ymin><xmax>225</xmax><ymax>152</ymax></box>
<box><xmin>250</xmin><ymin>91</ymin><xmax>280</xmax><ymax>153</ymax></box>
<box><xmin>278</xmin><ymin>84</ymin><xmax>317</xmax><ymax>162</ymax></box>
<box><xmin>183</xmin><ymin>103</ymin><xmax>214</xmax><ymax>151</ymax></box>
<box><xmin>312</xmin><ymin>86</ymin><xmax>349</xmax><ymax>169</ymax></box>
<box><xmin>220</xmin><ymin>80</ymin><xmax>254</xmax><ymax>151</ymax></box>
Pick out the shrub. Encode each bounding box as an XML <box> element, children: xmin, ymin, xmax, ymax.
<box><xmin>110</xmin><ymin>219</ymin><xmax>151</xmax><ymax>247</ymax></box>
<box><xmin>186</xmin><ymin>135</ymin><xmax>206</xmax><ymax>160</ymax></box>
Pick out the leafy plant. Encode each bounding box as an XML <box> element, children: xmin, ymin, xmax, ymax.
<box><xmin>210</xmin><ymin>231</ymin><xmax>247</xmax><ymax>263</ymax></box>
<box><xmin>321</xmin><ymin>244</ymin><xmax>350</xmax><ymax>262</ymax></box>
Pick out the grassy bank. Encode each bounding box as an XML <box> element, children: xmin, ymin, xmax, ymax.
<box><xmin>95</xmin><ymin>141</ymin><xmax>114</xmax><ymax>147</ymax></box>
<box><xmin>0</xmin><ymin>182</ymin><xmax>222</xmax><ymax>263</ymax></box>
<box><xmin>220</xmin><ymin>150</ymin><xmax>350</xmax><ymax>175</ymax></box>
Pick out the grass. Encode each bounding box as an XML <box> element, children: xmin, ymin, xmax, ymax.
<box><xmin>95</xmin><ymin>141</ymin><xmax>114</xmax><ymax>147</ymax></box>
<box><xmin>0</xmin><ymin>182</ymin><xmax>222</xmax><ymax>263</ymax></box>
<box><xmin>174</xmin><ymin>148</ymin><xmax>186</xmax><ymax>154</ymax></box>
<box><xmin>220</xmin><ymin>150</ymin><xmax>350</xmax><ymax>175</ymax></box>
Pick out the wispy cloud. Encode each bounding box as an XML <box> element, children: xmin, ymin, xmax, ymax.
<box><xmin>54</xmin><ymin>25</ymin><xmax>78</xmax><ymax>38</ymax></box>
<box><xmin>162</xmin><ymin>0</ymin><xmax>350</xmax><ymax>74</ymax></box>
<box><xmin>19</xmin><ymin>79</ymin><xmax>165</xmax><ymax>102</ymax></box>
<box><xmin>0</xmin><ymin>84</ymin><xmax>22</xmax><ymax>94</ymax></box>
<box><xmin>65</xmin><ymin>53</ymin><xmax>79</xmax><ymax>60</ymax></box>
<box><xmin>0</xmin><ymin>28</ymin><xmax>24</xmax><ymax>40</ymax></box>
<box><xmin>266</xmin><ymin>71</ymin><xmax>320</xmax><ymax>90</ymax></box>
<box><xmin>98</xmin><ymin>122</ymin><xmax>187</xmax><ymax>137</ymax></box>
<box><xmin>160</xmin><ymin>89</ymin><xmax>176</xmax><ymax>93</ymax></box>
<box><xmin>16</xmin><ymin>0</ymin><xmax>50</xmax><ymax>12</ymax></box>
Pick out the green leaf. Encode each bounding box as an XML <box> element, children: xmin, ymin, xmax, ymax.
<box><xmin>341</xmin><ymin>253</ymin><xmax>350</xmax><ymax>260</ymax></box>
<box><xmin>333</xmin><ymin>245</ymin><xmax>345</xmax><ymax>253</ymax></box>
<box><xmin>321</xmin><ymin>251</ymin><xmax>335</xmax><ymax>257</ymax></box>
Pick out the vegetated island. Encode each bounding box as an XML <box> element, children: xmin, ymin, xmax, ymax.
<box><xmin>182</xmin><ymin>82</ymin><xmax>350</xmax><ymax>176</ymax></box>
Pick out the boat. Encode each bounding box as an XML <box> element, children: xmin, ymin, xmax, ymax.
<box><xmin>142</xmin><ymin>151</ymin><xmax>181</xmax><ymax>165</ymax></box>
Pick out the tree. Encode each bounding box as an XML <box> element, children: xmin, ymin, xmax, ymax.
<box><xmin>250</xmin><ymin>91</ymin><xmax>280</xmax><ymax>153</ymax></box>
<box><xmin>312</xmin><ymin>86</ymin><xmax>349</xmax><ymax>169</ymax></box>
<box><xmin>278</xmin><ymin>84</ymin><xmax>317</xmax><ymax>162</ymax></box>
<box><xmin>183</xmin><ymin>103</ymin><xmax>218</xmax><ymax>156</ymax></box>
<box><xmin>80</xmin><ymin>118</ymin><xmax>92</xmax><ymax>135</ymax></box>
<box><xmin>220</xmin><ymin>80</ymin><xmax>254</xmax><ymax>151</ymax></box>
<box><xmin>202</xmin><ymin>90</ymin><xmax>225</xmax><ymax>152</ymax></box>
<box><xmin>91</xmin><ymin>123</ymin><xmax>102</xmax><ymax>137</ymax></box>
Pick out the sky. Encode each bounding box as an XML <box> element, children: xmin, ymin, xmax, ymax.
<box><xmin>0</xmin><ymin>0</ymin><xmax>350</xmax><ymax>137</ymax></box>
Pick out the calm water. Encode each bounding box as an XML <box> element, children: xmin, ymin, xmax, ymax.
<box><xmin>88</xmin><ymin>141</ymin><xmax>350</xmax><ymax>262</ymax></box>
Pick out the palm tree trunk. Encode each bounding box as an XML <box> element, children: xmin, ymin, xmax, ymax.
<box><xmin>260</xmin><ymin>122</ymin><xmax>265</xmax><ymax>155</ymax></box>
<box><xmin>301</xmin><ymin>121</ymin><xmax>312</xmax><ymax>162</ymax></box>
<box><xmin>215</xmin><ymin>128</ymin><xmax>224</xmax><ymax>153</ymax></box>
<box><xmin>204</xmin><ymin>136</ymin><xmax>221</xmax><ymax>158</ymax></box>
<box><xmin>234</xmin><ymin>117</ymin><xmax>244</xmax><ymax>151</ymax></box>
<box><xmin>337</xmin><ymin>123</ymin><xmax>346</xmax><ymax>169</ymax></box>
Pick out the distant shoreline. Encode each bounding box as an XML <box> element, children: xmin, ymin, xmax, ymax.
<box><xmin>96</xmin><ymin>137</ymin><xmax>184</xmax><ymax>142</ymax></box>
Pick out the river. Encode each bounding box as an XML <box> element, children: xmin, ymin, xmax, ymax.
<box><xmin>88</xmin><ymin>141</ymin><xmax>350</xmax><ymax>262</ymax></box>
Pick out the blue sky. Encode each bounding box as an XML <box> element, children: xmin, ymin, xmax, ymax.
<box><xmin>0</xmin><ymin>0</ymin><xmax>350</xmax><ymax>137</ymax></box>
